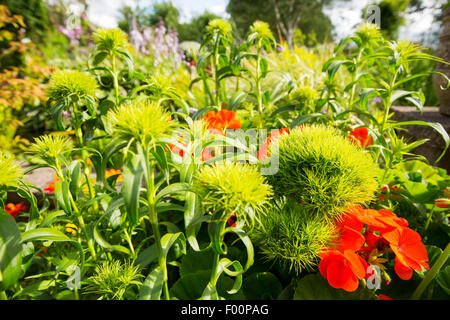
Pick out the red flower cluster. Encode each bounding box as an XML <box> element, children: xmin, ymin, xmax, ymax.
<box><xmin>44</xmin><ymin>174</ymin><xmax>60</xmax><ymax>194</ymax></box>
<box><xmin>348</xmin><ymin>127</ymin><xmax>373</xmax><ymax>148</ymax></box>
<box><xmin>168</xmin><ymin>133</ymin><xmax>213</xmax><ymax>163</ymax></box>
<box><xmin>319</xmin><ymin>205</ymin><xmax>429</xmax><ymax>292</ymax></box>
<box><xmin>4</xmin><ymin>202</ymin><xmax>27</xmax><ymax>219</ymax></box>
<box><xmin>201</xmin><ymin>109</ymin><xmax>242</xmax><ymax>131</ymax></box>
<box><xmin>257</xmin><ymin>128</ymin><xmax>290</xmax><ymax>161</ymax></box>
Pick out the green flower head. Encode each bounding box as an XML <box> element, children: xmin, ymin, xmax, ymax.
<box><xmin>249</xmin><ymin>20</ymin><xmax>274</xmax><ymax>40</ymax></box>
<box><xmin>355</xmin><ymin>22</ymin><xmax>382</xmax><ymax>46</ymax></box>
<box><xmin>251</xmin><ymin>202</ymin><xmax>337</xmax><ymax>274</ymax></box>
<box><xmin>47</xmin><ymin>70</ymin><xmax>98</xmax><ymax>103</ymax></box>
<box><xmin>29</xmin><ymin>135</ymin><xmax>73</xmax><ymax>167</ymax></box>
<box><xmin>289</xmin><ymin>86</ymin><xmax>319</xmax><ymax>105</ymax></box>
<box><xmin>267</xmin><ymin>125</ymin><xmax>379</xmax><ymax>221</ymax></box>
<box><xmin>195</xmin><ymin>162</ymin><xmax>273</xmax><ymax>225</ymax></box>
<box><xmin>86</xmin><ymin>260</ymin><xmax>143</xmax><ymax>300</ymax></box>
<box><xmin>206</xmin><ymin>19</ymin><xmax>232</xmax><ymax>37</ymax></box>
<box><xmin>105</xmin><ymin>100</ymin><xmax>173</xmax><ymax>147</ymax></box>
<box><xmin>93</xmin><ymin>28</ymin><xmax>129</xmax><ymax>52</ymax></box>
<box><xmin>0</xmin><ymin>151</ymin><xmax>22</xmax><ymax>187</ymax></box>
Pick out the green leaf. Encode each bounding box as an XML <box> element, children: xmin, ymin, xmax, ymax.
<box><xmin>121</xmin><ymin>155</ymin><xmax>144</xmax><ymax>226</ymax></box>
<box><xmin>436</xmin><ymin>265</ymin><xmax>450</xmax><ymax>295</ymax></box>
<box><xmin>92</xmin><ymin>51</ymin><xmax>108</xmax><ymax>65</ymax></box>
<box><xmin>161</xmin><ymin>232</ymin><xmax>186</xmax><ymax>260</ymax></box>
<box><xmin>21</xmin><ymin>228</ymin><xmax>84</xmax><ymax>268</ymax></box>
<box><xmin>259</xmin><ymin>58</ymin><xmax>268</xmax><ymax>78</ymax></box>
<box><xmin>180</xmin><ymin>249</ymin><xmax>215</xmax><ymax>277</ymax></box>
<box><xmin>69</xmin><ymin>161</ymin><xmax>81</xmax><ymax>201</ymax></box>
<box><xmin>139</xmin><ymin>266</ymin><xmax>164</xmax><ymax>300</ymax></box>
<box><xmin>0</xmin><ymin>210</ymin><xmax>23</xmax><ymax>290</ymax></box>
<box><xmin>170</xmin><ymin>270</ymin><xmax>245</xmax><ymax>300</ymax></box>
<box><xmin>294</xmin><ymin>273</ymin><xmax>378</xmax><ymax>300</ymax></box>
<box><xmin>155</xmin><ymin>182</ymin><xmax>191</xmax><ymax>204</ymax></box>
<box><xmin>53</xmin><ymin>180</ymin><xmax>72</xmax><ymax>216</ymax></box>
<box><xmin>290</xmin><ymin>113</ymin><xmax>326</xmax><ymax>129</ymax></box>
<box><xmin>242</xmin><ymin>272</ymin><xmax>282</xmax><ymax>300</ymax></box>
<box><xmin>387</xmin><ymin>121</ymin><xmax>450</xmax><ymax>162</ymax></box>
<box><xmin>93</xmin><ymin>199</ymin><xmax>131</xmax><ymax>255</ymax></box>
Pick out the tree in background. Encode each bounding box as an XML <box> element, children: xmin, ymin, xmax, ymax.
<box><xmin>177</xmin><ymin>11</ymin><xmax>220</xmax><ymax>42</ymax></box>
<box><xmin>226</xmin><ymin>0</ymin><xmax>332</xmax><ymax>48</ymax></box>
<box><xmin>118</xmin><ymin>2</ymin><xmax>222</xmax><ymax>43</ymax></box>
<box><xmin>363</xmin><ymin>0</ymin><xmax>410</xmax><ymax>40</ymax></box>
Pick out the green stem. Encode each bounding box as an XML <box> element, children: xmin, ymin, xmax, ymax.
<box><xmin>111</xmin><ymin>53</ymin><xmax>120</xmax><ymax>106</ymax></box>
<box><xmin>209</xmin><ymin>251</ymin><xmax>221</xmax><ymax>287</ymax></box>
<box><xmin>144</xmin><ymin>149</ymin><xmax>170</xmax><ymax>300</ymax></box>
<box><xmin>255</xmin><ymin>46</ymin><xmax>263</xmax><ymax>115</ymax></box>
<box><xmin>0</xmin><ymin>291</ymin><xmax>7</xmax><ymax>300</ymax></box>
<box><xmin>349</xmin><ymin>47</ymin><xmax>364</xmax><ymax>107</ymax></box>
<box><xmin>411</xmin><ymin>241</ymin><xmax>450</xmax><ymax>300</ymax></box>
<box><xmin>124</xmin><ymin>227</ymin><xmax>136</xmax><ymax>259</ymax></box>
<box><xmin>424</xmin><ymin>206</ymin><xmax>436</xmax><ymax>236</ymax></box>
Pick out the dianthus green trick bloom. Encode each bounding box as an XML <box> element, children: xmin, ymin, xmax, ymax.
<box><xmin>249</xmin><ymin>20</ymin><xmax>274</xmax><ymax>41</ymax></box>
<box><xmin>267</xmin><ymin>125</ymin><xmax>379</xmax><ymax>221</ymax></box>
<box><xmin>105</xmin><ymin>100</ymin><xmax>173</xmax><ymax>148</ymax></box>
<box><xmin>29</xmin><ymin>135</ymin><xmax>73</xmax><ymax>168</ymax></box>
<box><xmin>289</xmin><ymin>86</ymin><xmax>319</xmax><ymax>106</ymax></box>
<box><xmin>86</xmin><ymin>260</ymin><xmax>143</xmax><ymax>300</ymax></box>
<box><xmin>0</xmin><ymin>151</ymin><xmax>22</xmax><ymax>187</ymax></box>
<box><xmin>355</xmin><ymin>22</ymin><xmax>382</xmax><ymax>46</ymax></box>
<box><xmin>205</xmin><ymin>19</ymin><xmax>232</xmax><ymax>37</ymax></box>
<box><xmin>93</xmin><ymin>28</ymin><xmax>130</xmax><ymax>53</ymax></box>
<box><xmin>47</xmin><ymin>70</ymin><xmax>98</xmax><ymax>103</ymax></box>
<box><xmin>251</xmin><ymin>202</ymin><xmax>337</xmax><ymax>274</ymax></box>
<box><xmin>194</xmin><ymin>162</ymin><xmax>273</xmax><ymax>226</ymax></box>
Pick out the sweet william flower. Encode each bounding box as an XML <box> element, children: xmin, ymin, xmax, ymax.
<box><xmin>348</xmin><ymin>127</ymin><xmax>373</xmax><ymax>148</ymax></box>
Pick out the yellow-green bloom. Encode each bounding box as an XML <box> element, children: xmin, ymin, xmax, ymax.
<box><xmin>29</xmin><ymin>135</ymin><xmax>73</xmax><ymax>167</ymax></box>
<box><xmin>249</xmin><ymin>20</ymin><xmax>274</xmax><ymax>40</ymax></box>
<box><xmin>93</xmin><ymin>28</ymin><xmax>129</xmax><ymax>52</ymax></box>
<box><xmin>206</xmin><ymin>19</ymin><xmax>232</xmax><ymax>37</ymax></box>
<box><xmin>195</xmin><ymin>162</ymin><xmax>272</xmax><ymax>225</ymax></box>
<box><xmin>105</xmin><ymin>100</ymin><xmax>173</xmax><ymax>147</ymax></box>
<box><xmin>0</xmin><ymin>151</ymin><xmax>22</xmax><ymax>187</ymax></box>
<box><xmin>251</xmin><ymin>202</ymin><xmax>337</xmax><ymax>274</ymax></box>
<box><xmin>47</xmin><ymin>70</ymin><xmax>98</xmax><ymax>103</ymax></box>
<box><xmin>267</xmin><ymin>124</ymin><xmax>379</xmax><ymax>221</ymax></box>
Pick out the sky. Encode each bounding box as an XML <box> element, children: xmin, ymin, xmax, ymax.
<box><xmin>79</xmin><ymin>0</ymin><xmax>440</xmax><ymax>44</ymax></box>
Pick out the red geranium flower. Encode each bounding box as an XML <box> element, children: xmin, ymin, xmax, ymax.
<box><xmin>44</xmin><ymin>175</ymin><xmax>60</xmax><ymax>194</ymax></box>
<box><xmin>348</xmin><ymin>127</ymin><xmax>373</xmax><ymax>148</ymax></box>
<box><xmin>202</xmin><ymin>109</ymin><xmax>241</xmax><ymax>131</ymax></box>
<box><xmin>319</xmin><ymin>249</ymin><xmax>368</xmax><ymax>292</ymax></box>
<box><xmin>168</xmin><ymin>134</ymin><xmax>213</xmax><ymax>162</ymax></box>
<box><xmin>257</xmin><ymin>128</ymin><xmax>289</xmax><ymax>160</ymax></box>
<box><xmin>382</xmin><ymin>226</ymin><xmax>429</xmax><ymax>280</ymax></box>
<box><xmin>4</xmin><ymin>202</ymin><xmax>28</xmax><ymax>219</ymax></box>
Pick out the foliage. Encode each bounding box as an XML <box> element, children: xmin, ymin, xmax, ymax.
<box><xmin>0</xmin><ymin>7</ymin><xmax>449</xmax><ymax>302</ymax></box>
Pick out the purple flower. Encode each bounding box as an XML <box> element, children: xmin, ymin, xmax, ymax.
<box><xmin>373</xmin><ymin>97</ymin><xmax>382</xmax><ymax>103</ymax></box>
